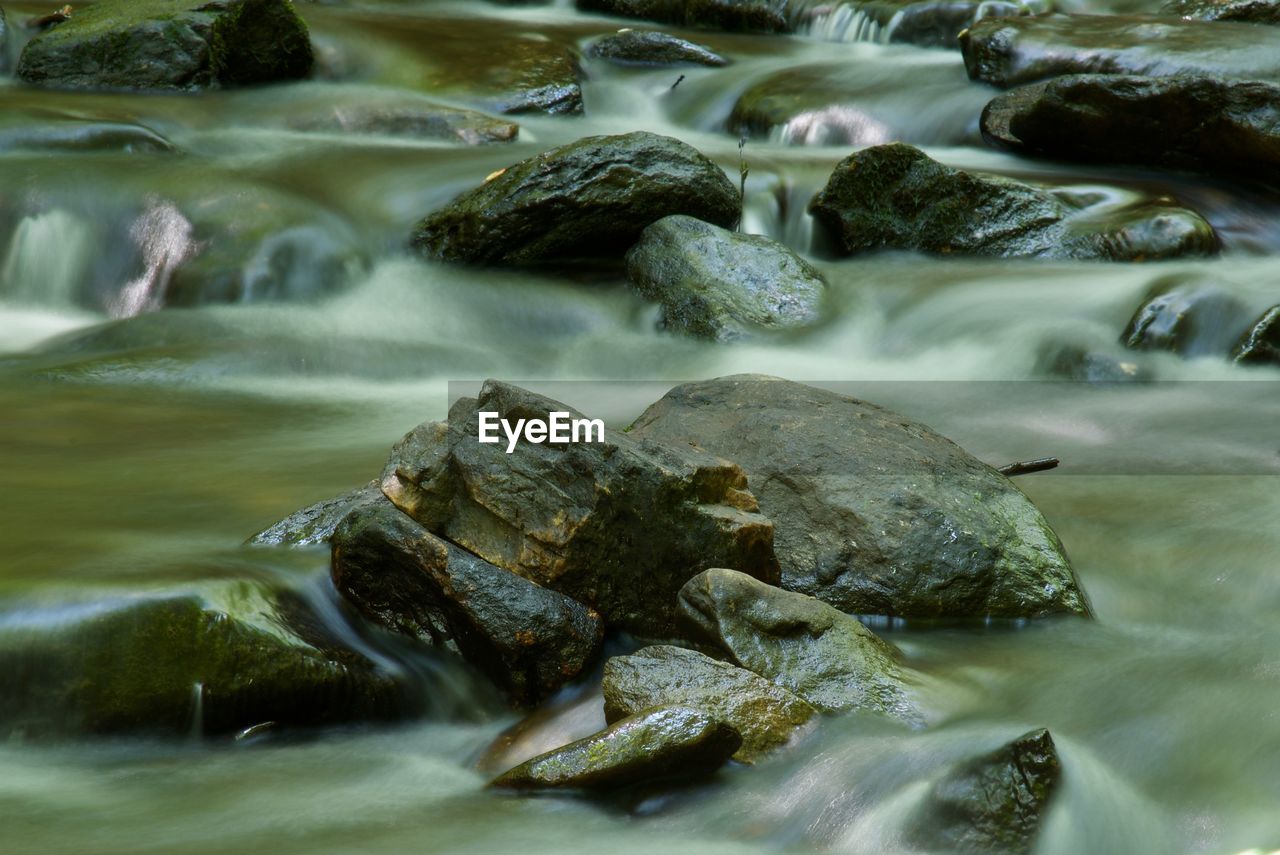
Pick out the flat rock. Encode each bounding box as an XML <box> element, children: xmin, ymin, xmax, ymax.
<box><xmin>379</xmin><ymin>380</ymin><xmax>779</xmax><ymax>637</ymax></box>
<box><xmin>586</xmin><ymin>29</ymin><xmax>727</xmax><ymax>66</ymax></box>
<box><xmin>807</xmin><ymin>143</ymin><xmax>1217</xmax><ymax>261</ymax></box>
<box><xmin>17</xmin><ymin>0</ymin><xmax>313</xmax><ymax>91</ymax></box>
<box><xmin>602</xmin><ymin>645</ymin><xmax>816</xmax><ymax>762</ymax></box>
<box><xmin>678</xmin><ymin>569</ymin><xmax>918</xmax><ymax>721</ymax></box>
<box><xmin>629</xmin><ymin>376</ymin><xmax>1091</xmax><ymax>619</ymax></box>
<box><xmin>1160</xmin><ymin>0</ymin><xmax>1280</xmax><ymax>23</ymax></box>
<box><xmin>410</xmin><ymin>131</ymin><xmax>740</xmax><ymax>266</ymax></box>
<box><xmin>982</xmin><ymin>75</ymin><xmax>1280</xmax><ymax>186</ymax></box>
<box><xmin>625</xmin><ymin>215</ymin><xmax>828</xmax><ymax>341</ymax></box>
<box><xmin>576</xmin><ymin>0</ymin><xmax>792</xmax><ymax>33</ymax></box>
<box><xmin>1234</xmin><ymin>306</ymin><xmax>1280</xmax><ymax>366</ymax></box>
<box><xmin>960</xmin><ymin>15</ymin><xmax>1280</xmax><ymax>88</ymax></box>
<box><xmin>330</xmin><ymin>501</ymin><xmax>603</xmax><ymax>706</ymax></box>
<box><xmin>490</xmin><ymin>705</ymin><xmax>741</xmax><ymax>790</ymax></box>
<box><xmin>249</xmin><ymin>483</ymin><xmax>384</xmax><ymax>547</ymax></box>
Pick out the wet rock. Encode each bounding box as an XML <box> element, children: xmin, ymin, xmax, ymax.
<box><xmin>490</xmin><ymin>705</ymin><xmax>741</xmax><ymax>790</ymax></box>
<box><xmin>0</xmin><ymin>8</ymin><xmax>11</xmax><ymax>73</ymax></box>
<box><xmin>0</xmin><ymin>582</ymin><xmax>405</xmax><ymax>738</ymax></box>
<box><xmin>330</xmin><ymin>501</ymin><xmax>603</xmax><ymax>706</ymax></box>
<box><xmin>248</xmin><ymin>482</ymin><xmax>384</xmax><ymax>547</ymax></box>
<box><xmin>678</xmin><ymin>569</ymin><xmax>918</xmax><ymax>720</ymax></box>
<box><xmin>807</xmin><ymin>143</ymin><xmax>1217</xmax><ymax>261</ymax></box>
<box><xmin>630</xmin><ymin>376</ymin><xmax>1091</xmax><ymax>620</ymax></box>
<box><xmin>586</xmin><ymin>29</ymin><xmax>728</xmax><ymax>66</ymax></box>
<box><xmin>289</xmin><ymin>102</ymin><xmax>518</xmax><ymax>145</ymax></box>
<box><xmin>0</xmin><ymin>118</ymin><xmax>175</xmax><ymax>154</ymax></box>
<box><xmin>798</xmin><ymin>0</ymin><xmax>1050</xmax><ymax>48</ymax></box>
<box><xmin>411</xmin><ymin>131</ymin><xmax>740</xmax><ymax>267</ymax></box>
<box><xmin>982</xmin><ymin>75</ymin><xmax>1280</xmax><ymax>186</ymax></box>
<box><xmin>959</xmin><ymin>15</ymin><xmax>1280</xmax><ymax>88</ymax></box>
<box><xmin>16</xmin><ymin>0</ymin><xmax>313</xmax><ymax>92</ymax></box>
<box><xmin>1233</xmin><ymin>306</ymin><xmax>1280</xmax><ymax>367</ymax></box>
<box><xmin>1160</xmin><ymin>0</ymin><xmax>1280</xmax><ymax>23</ymax></box>
<box><xmin>625</xmin><ymin>215</ymin><xmax>828</xmax><ymax>341</ymax></box>
<box><xmin>576</xmin><ymin>0</ymin><xmax>792</xmax><ymax>33</ymax></box>
<box><xmin>478</xmin><ymin>687</ymin><xmax>608</xmax><ymax>775</ymax></box>
<box><xmin>380</xmin><ymin>381</ymin><xmax>778</xmax><ymax>637</ymax></box>
<box><xmin>1035</xmin><ymin>342</ymin><xmax>1150</xmax><ymax>383</ymax></box>
<box><xmin>602</xmin><ymin>645</ymin><xmax>815</xmax><ymax>762</ymax></box>
<box><xmin>907</xmin><ymin>729</ymin><xmax>1062</xmax><ymax>854</ymax></box>
<box><xmin>1121</xmin><ymin>276</ymin><xmax>1254</xmax><ymax>358</ymax></box>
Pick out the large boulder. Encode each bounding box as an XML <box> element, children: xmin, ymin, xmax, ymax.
<box><xmin>410</xmin><ymin>132</ymin><xmax>740</xmax><ymax>266</ymax></box>
<box><xmin>629</xmin><ymin>376</ymin><xmax>1091</xmax><ymax>620</ymax></box>
<box><xmin>907</xmin><ymin>729</ymin><xmax>1062</xmax><ymax>854</ymax></box>
<box><xmin>1120</xmin><ymin>276</ymin><xmax>1254</xmax><ymax>358</ymax></box>
<box><xmin>16</xmin><ymin>0</ymin><xmax>313</xmax><ymax>92</ymax></box>
<box><xmin>0</xmin><ymin>583</ymin><xmax>406</xmax><ymax>738</ymax></box>
<box><xmin>490</xmin><ymin>705</ymin><xmax>741</xmax><ymax>790</ymax></box>
<box><xmin>959</xmin><ymin>15</ymin><xmax>1280</xmax><ymax>88</ymax></box>
<box><xmin>1234</xmin><ymin>306</ymin><xmax>1280</xmax><ymax>367</ymax></box>
<box><xmin>602</xmin><ymin>645</ymin><xmax>816</xmax><ymax>762</ymax></box>
<box><xmin>330</xmin><ymin>501</ymin><xmax>603</xmax><ymax>706</ymax></box>
<box><xmin>576</xmin><ymin>0</ymin><xmax>792</xmax><ymax>33</ymax></box>
<box><xmin>982</xmin><ymin>75</ymin><xmax>1280</xmax><ymax>185</ymax></box>
<box><xmin>1160</xmin><ymin>0</ymin><xmax>1280</xmax><ymax>23</ymax></box>
<box><xmin>625</xmin><ymin>215</ymin><xmax>828</xmax><ymax>341</ymax></box>
<box><xmin>807</xmin><ymin>143</ymin><xmax>1217</xmax><ymax>261</ymax></box>
<box><xmin>678</xmin><ymin>569</ymin><xmax>918</xmax><ymax>721</ymax></box>
<box><xmin>379</xmin><ymin>381</ymin><xmax>779</xmax><ymax>637</ymax></box>
<box><xmin>585</xmin><ymin>30</ymin><xmax>728</xmax><ymax>66</ymax></box>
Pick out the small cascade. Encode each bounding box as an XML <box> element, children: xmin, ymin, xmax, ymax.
<box><xmin>109</xmin><ymin>199</ymin><xmax>197</xmax><ymax>319</ymax></box>
<box><xmin>187</xmin><ymin>681</ymin><xmax>205</xmax><ymax>743</ymax></box>
<box><xmin>0</xmin><ymin>210</ymin><xmax>97</xmax><ymax>307</ymax></box>
<box><xmin>790</xmin><ymin>1</ymin><xmax>890</xmax><ymax>43</ymax></box>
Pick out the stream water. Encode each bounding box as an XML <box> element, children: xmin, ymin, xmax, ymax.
<box><xmin>2</xmin><ymin>1</ymin><xmax>1279</xmax><ymax>853</ymax></box>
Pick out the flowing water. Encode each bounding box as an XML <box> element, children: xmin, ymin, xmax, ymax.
<box><xmin>2</xmin><ymin>1</ymin><xmax>1279</xmax><ymax>853</ymax></box>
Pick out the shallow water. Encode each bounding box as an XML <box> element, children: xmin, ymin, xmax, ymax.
<box><xmin>1</xmin><ymin>1</ymin><xmax>1279</xmax><ymax>853</ymax></box>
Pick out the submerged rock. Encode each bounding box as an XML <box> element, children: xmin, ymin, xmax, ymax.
<box><xmin>630</xmin><ymin>376</ymin><xmax>1091</xmax><ymax>620</ymax></box>
<box><xmin>380</xmin><ymin>381</ymin><xmax>778</xmax><ymax>637</ymax></box>
<box><xmin>330</xmin><ymin>501</ymin><xmax>603</xmax><ymax>706</ymax></box>
<box><xmin>1120</xmin><ymin>276</ymin><xmax>1254</xmax><ymax>358</ymax></box>
<box><xmin>410</xmin><ymin>132</ymin><xmax>740</xmax><ymax>266</ymax></box>
<box><xmin>490</xmin><ymin>705</ymin><xmax>741</xmax><ymax>790</ymax></box>
<box><xmin>625</xmin><ymin>215</ymin><xmax>828</xmax><ymax>341</ymax></box>
<box><xmin>576</xmin><ymin>0</ymin><xmax>792</xmax><ymax>33</ymax></box>
<box><xmin>907</xmin><ymin>729</ymin><xmax>1062</xmax><ymax>854</ymax></box>
<box><xmin>0</xmin><ymin>583</ymin><xmax>404</xmax><ymax>738</ymax></box>
<box><xmin>959</xmin><ymin>15</ymin><xmax>1280</xmax><ymax>88</ymax></box>
<box><xmin>249</xmin><ymin>483</ymin><xmax>384</xmax><ymax>547</ymax></box>
<box><xmin>1035</xmin><ymin>342</ymin><xmax>1150</xmax><ymax>383</ymax></box>
<box><xmin>807</xmin><ymin>143</ymin><xmax>1217</xmax><ymax>261</ymax></box>
<box><xmin>289</xmin><ymin>102</ymin><xmax>518</xmax><ymax>145</ymax></box>
<box><xmin>983</xmin><ymin>75</ymin><xmax>1280</xmax><ymax>186</ymax></box>
<box><xmin>602</xmin><ymin>645</ymin><xmax>815</xmax><ymax>762</ymax></box>
<box><xmin>1234</xmin><ymin>306</ymin><xmax>1280</xmax><ymax>367</ymax></box>
<box><xmin>0</xmin><ymin>117</ymin><xmax>175</xmax><ymax>154</ymax></box>
<box><xmin>1160</xmin><ymin>0</ymin><xmax>1280</xmax><ymax>23</ymax></box>
<box><xmin>16</xmin><ymin>0</ymin><xmax>313</xmax><ymax>91</ymax></box>
<box><xmin>586</xmin><ymin>29</ymin><xmax>728</xmax><ymax>66</ymax></box>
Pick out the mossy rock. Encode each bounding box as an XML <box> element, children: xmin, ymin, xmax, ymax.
<box><xmin>17</xmin><ymin>0</ymin><xmax>313</xmax><ymax>92</ymax></box>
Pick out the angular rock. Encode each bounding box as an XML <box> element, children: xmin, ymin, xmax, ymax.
<box><xmin>982</xmin><ymin>75</ymin><xmax>1280</xmax><ymax>185</ymax></box>
<box><xmin>602</xmin><ymin>645</ymin><xmax>815</xmax><ymax>762</ymax></box>
<box><xmin>630</xmin><ymin>376</ymin><xmax>1091</xmax><ymax>619</ymax></box>
<box><xmin>576</xmin><ymin>0</ymin><xmax>792</xmax><ymax>33</ymax></box>
<box><xmin>0</xmin><ymin>582</ymin><xmax>405</xmax><ymax>738</ymax></box>
<box><xmin>959</xmin><ymin>15</ymin><xmax>1280</xmax><ymax>89</ymax></box>
<box><xmin>907</xmin><ymin>729</ymin><xmax>1062</xmax><ymax>854</ymax></box>
<box><xmin>587</xmin><ymin>29</ymin><xmax>727</xmax><ymax>66</ymax></box>
<box><xmin>331</xmin><ymin>501</ymin><xmax>603</xmax><ymax>706</ymax></box>
<box><xmin>626</xmin><ymin>215</ymin><xmax>828</xmax><ymax>341</ymax></box>
<box><xmin>794</xmin><ymin>0</ymin><xmax>1050</xmax><ymax>48</ymax></box>
<box><xmin>807</xmin><ymin>143</ymin><xmax>1217</xmax><ymax>261</ymax></box>
<box><xmin>1120</xmin><ymin>276</ymin><xmax>1254</xmax><ymax>358</ymax></box>
<box><xmin>1233</xmin><ymin>306</ymin><xmax>1280</xmax><ymax>367</ymax></box>
<box><xmin>289</xmin><ymin>102</ymin><xmax>518</xmax><ymax>145</ymax></box>
<box><xmin>16</xmin><ymin>0</ymin><xmax>314</xmax><ymax>92</ymax></box>
<box><xmin>410</xmin><ymin>132</ymin><xmax>740</xmax><ymax>266</ymax></box>
<box><xmin>678</xmin><ymin>569</ymin><xmax>918</xmax><ymax>721</ymax></box>
<box><xmin>380</xmin><ymin>381</ymin><xmax>778</xmax><ymax>637</ymax></box>
<box><xmin>248</xmin><ymin>482</ymin><xmax>384</xmax><ymax>547</ymax></box>
<box><xmin>490</xmin><ymin>705</ymin><xmax>741</xmax><ymax>790</ymax></box>
<box><xmin>1160</xmin><ymin>0</ymin><xmax>1280</xmax><ymax>23</ymax></box>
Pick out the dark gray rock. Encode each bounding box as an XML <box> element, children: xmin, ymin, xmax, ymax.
<box><xmin>625</xmin><ymin>215</ymin><xmax>828</xmax><ymax>341</ymax></box>
<box><xmin>330</xmin><ymin>501</ymin><xmax>603</xmax><ymax>706</ymax></box>
<box><xmin>1234</xmin><ymin>306</ymin><xmax>1280</xmax><ymax>367</ymax></box>
<box><xmin>248</xmin><ymin>483</ymin><xmax>384</xmax><ymax>547</ymax></box>
<box><xmin>1120</xmin><ymin>276</ymin><xmax>1254</xmax><ymax>358</ymax></box>
<box><xmin>587</xmin><ymin>29</ymin><xmax>727</xmax><ymax>66</ymax></box>
<box><xmin>410</xmin><ymin>132</ymin><xmax>740</xmax><ymax>266</ymax></box>
<box><xmin>983</xmin><ymin>75</ymin><xmax>1280</xmax><ymax>186</ymax></box>
<box><xmin>1035</xmin><ymin>342</ymin><xmax>1151</xmax><ymax>383</ymax></box>
<box><xmin>576</xmin><ymin>0</ymin><xmax>792</xmax><ymax>33</ymax></box>
<box><xmin>0</xmin><ymin>8</ymin><xmax>11</xmax><ymax>74</ymax></box>
<box><xmin>907</xmin><ymin>729</ymin><xmax>1062</xmax><ymax>854</ymax></box>
<box><xmin>602</xmin><ymin>645</ymin><xmax>815</xmax><ymax>762</ymax></box>
<box><xmin>17</xmin><ymin>0</ymin><xmax>313</xmax><ymax>92</ymax></box>
<box><xmin>960</xmin><ymin>15</ymin><xmax>1280</xmax><ymax>89</ymax></box>
<box><xmin>490</xmin><ymin>705</ymin><xmax>741</xmax><ymax>790</ymax></box>
<box><xmin>807</xmin><ymin>143</ymin><xmax>1217</xmax><ymax>261</ymax></box>
<box><xmin>1160</xmin><ymin>0</ymin><xmax>1280</xmax><ymax>23</ymax></box>
<box><xmin>630</xmin><ymin>376</ymin><xmax>1091</xmax><ymax>620</ymax></box>
<box><xmin>379</xmin><ymin>380</ymin><xmax>779</xmax><ymax>637</ymax></box>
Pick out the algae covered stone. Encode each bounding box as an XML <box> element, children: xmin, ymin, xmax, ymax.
<box><xmin>490</xmin><ymin>705</ymin><xmax>741</xmax><ymax>790</ymax></box>
<box><xmin>17</xmin><ymin>0</ymin><xmax>314</xmax><ymax>92</ymax></box>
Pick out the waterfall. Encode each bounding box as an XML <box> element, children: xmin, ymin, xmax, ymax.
<box><xmin>0</xmin><ymin>210</ymin><xmax>97</xmax><ymax>307</ymax></box>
